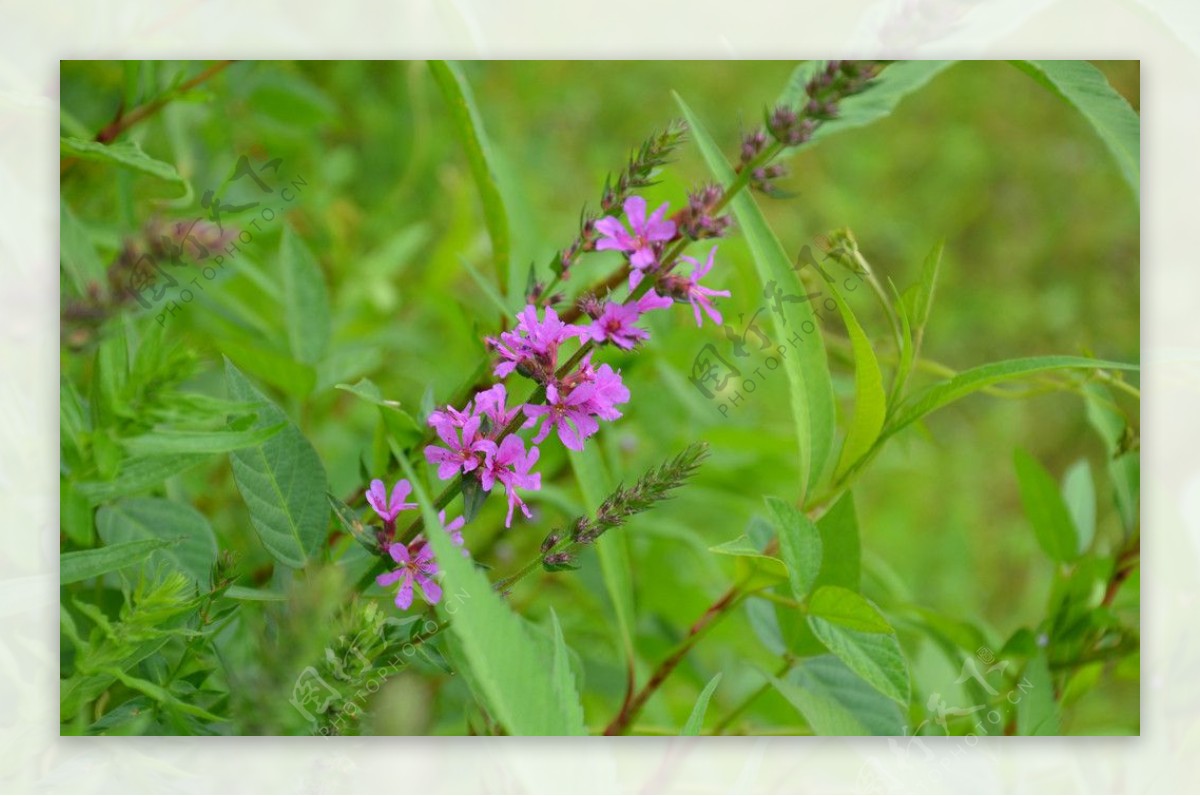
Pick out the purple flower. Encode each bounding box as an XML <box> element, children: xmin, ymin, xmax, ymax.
<box><xmin>424</xmin><ymin>414</ymin><xmax>489</xmax><ymax>481</ymax></box>
<box><xmin>366</xmin><ymin>478</ymin><xmax>418</xmax><ymax>524</ymax></box>
<box><xmin>523</xmin><ymin>382</ymin><xmax>600</xmax><ymax>451</ymax></box>
<box><xmin>595</xmin><ymin>196</ymin><xmax>676</xmax><ymax>284</ymax></box>
<box><xmin>582</xmin><ymin>364</ymin><xmax>630</xmax><ymax>421</ymax></box>
<box><xmin>428</xmin><ymin>400</ymin><xmax>476</xmax><ymax>439</ymax></box>
<box><xmin>584</xmin><ymin>290</ymin><xmax>672</xmax><ymax>349</ymax></box>
<box><xmin>438</xmin><ymin>509</ymin><xmax>470</xmax><ymax>557</ymax></box>
<box><xmin>487</xmin><ymin>305</ymin><xmax>584</xmax><ymax>380</ymax></box>
<box><xmin>478</xmin><ymin>434</ymin><xmax>542</xmax><ymax>527</ymax></box>
<box><xmin>473</xmin><ymin>383</ymin><xmax>521</xmax><ymax>431</ymax></box>
<box><xmin>376</xmin><ymin>541</ymin><xmax>441</xmax><ymax>610</ymax></box>
<box><xmin>675</xmin><ymin>246</ymin><xmax>731</xmax><ymax>327</ymax></box>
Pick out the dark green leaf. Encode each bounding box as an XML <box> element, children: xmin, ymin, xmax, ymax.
<box><xmin>771</xmin><ymin>656</ymin><xmax>906</xmax><ymax>736</ymax></box>
<box><xmin>225</xmin><ymin>360</ymin><xmax>329</xmax><ymax>568</ymax></box>
<box><xmin>96</xmin><ymin>498</ymin><xmax>218</xmax><ymax>588</ymax></box>
<box><xmin>61</xmin><ymin>136</ymin><xmax>187</xmax><ymax>194</ymax></box>
<box><xmin>61</xmin><ymin>538</ymin><xmax>176</xmax><ymax>585</ymax></box>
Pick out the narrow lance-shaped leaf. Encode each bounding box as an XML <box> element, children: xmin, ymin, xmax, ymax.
<box><xmin>279</xmin><ymin>226</ymin><xmax>331</xmax><ymax>367</ymax></box>
<box><xmin>61</xmin><ymin>136</ymin><xmax>188</xmax><ymax>196</ymax></box>
<box><xmin>429</xmin><ymin>60</ymin><xmax>512</xmax><ymax>297</ymax></box>
<box><xmin>675</xmin><ymin>92</ymin><xmax>837</xmax><ymax>501</ymax></box>
<box><xmin>61</xmin><ymin>538</ymin><xmax>176</xmax><ymax>585</ymax></box>
<box><xmin>681</xmin><ymin>673</ymin><xmax>723</xmax><ymax>736</ymax></box>
<box><xmin>121</xmin><ymin>422</ymin><xmax>285</xmax><ymax>456</ymax></box>
<box><xmin>225</xmin><ymin>360</ymin><xmax>329</xmax><ymax>568</ymax></box>
<box><xmin>395</xmin><ymin>451</ymin><xmax>588</xmax><ymax>736</ymax></box>
<box><xmin>1012</xmin><ymin>60</ymin><xmax>1139</xmax><ymax>201</ymax></box>
<box><xmin>778</xmin><ymin>61</ymin><xmax>954</xmax><ymax>147</ymax></box>
<box><xmin>1062</xmin><ymin>459</ymin><xmax>1096</xmax><ymax>554</ymax></box>
<box><xmin>818</xmin><ymin>269</ymin><xmax>887</xmax><ymax>480</ymax></box>
<box><xmin>569</xmin><ymin>445</ymin><xmax>637</xmax><ymax>670</ymax></box>
<box><xmin>1014</xmin><ymin>449</ymin><xmax>1079</xmax><ymax>563</ymax></box>
<box><xmin>884</xmin><ymin>356</ymin><xmax>1139</xmax><ymax>443</ymax></box>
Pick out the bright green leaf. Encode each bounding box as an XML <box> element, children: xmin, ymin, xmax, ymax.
<box><xmin>765</xmin><ymin>496</ymin><xmax>822</xmax><ymax>601</ymax></box>
<box><xmin>779</xmin><ymin>61</ymin><xmax>953</xmax><ymax>146</ymax></box>
<box><xmin>675</xmin><ymin>92</ymin><xmax>836</xmax><ymax>501</ymax></box>
<box><xmin>807</xmin><ymin>586</ymin><xmax>910</xmax><ymax>704</ymax></box>
<box><xmin>1014</xmin><ymin>449</ymin><xmax>1079</xmax><ymax>563</ymax></box>
<box><xmin>430</xmin><ymin>60</ymin><xmax>511</xmax><ymax>296</ymax></box>
<box><xmin>1013</xmin><ymin>60</ymin><xmax>1139</xmax><ymax>200</ymax></box>
<box><xmin>1016</xmin><ymin>651</ymin><xmax>1060</xmax><ymax>735</ymax></box>
<box><xmin>121</xmin><ymin>422</ymin><xmax>284</xmax><ymax>456</ymax></box>
<box><xmin>396</xmin><ymin>452</ymin><xmax>588</xmax><ymax>736</ymax></box>
<box><xmin>681</xmin><ymin>673</ymin><xmax>723</xmax><ymax>736</ymax></box>
<box><xmin>61</xmin><ymin>136</ymin><xmax>187</xmax><ymax>195</ymax></box>
<box><xmin>1062</xmin><ymin>459</ymin><xmax>1096</xmax><ymax>554</ymax></box>
<box><xmin>885</xmin><ymin>357</ymin><xmax>1139</xmax><ymax>443</ymax></box>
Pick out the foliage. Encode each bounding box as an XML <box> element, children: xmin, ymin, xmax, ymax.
<box><xmin>59</xmin><ymin>59</ymin><xmax>1139</xmax><ymax>736</ymax></box>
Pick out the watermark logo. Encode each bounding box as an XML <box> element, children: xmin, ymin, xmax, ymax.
<box><xmin>290</xmin><ymin>586</ymin><xmax>471</xmax><ymax>735</ymax></box>
<box><xmin>118</xmin><ymin>151</ymin><xmax>307</xmax><ymax>326</ymax></box>
<box><xmin>690</xmin><ymin>240</ymin><xmax>866</xmax><ymax>415</ymax></box>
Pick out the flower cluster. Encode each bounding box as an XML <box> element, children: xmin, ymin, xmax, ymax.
<box><xmin>425</xmin><ymin>384</ymin><xmax>541</xmax><ymax>528</ymax></box>
<box><xmin>366</xmin><ymin>478</ymin><xmax>466</xmax><ymax>610</ymax></box>
<box><xmin>419</xmin><ymin>195</ymin><xmax>729</xmax><ymax>555</ymax></box>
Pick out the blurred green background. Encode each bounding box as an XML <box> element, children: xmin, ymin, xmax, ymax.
<box><xmin>60</xmin><ymin>60</ymin><xmax>1139</xmax><ymax>734</ymax></box>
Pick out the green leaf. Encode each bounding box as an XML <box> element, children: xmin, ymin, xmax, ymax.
<box><xmin>1013</xmin><ymin>60</ymin><xmax>1139</xmax><ymax>200</ymax></box>
<box><xmin>1014</xmin><ymin>449</ymin><xmax>1079</xmax><ymax>563</ymax></box>
<box><xmin>225</xmin><ymin>360</ymin><xmax>329</xmax><ymax>568</ymax></box>
<box><xmin>220</xmin><ymin>337</ymin><xmax>317</xmax><ymax>398</ymax></box>
<box><xmin>818</xmin><ymin>270</ymin><xmax>886</xmax><ymax>479</ymax></box>
<box><xmin>1083</xmin><ymin>383</ymin><xmax>1139</xmax><ymax>534</ymax></box>
<box><xmin>568</xmin><ymin>446</ymin><xmax>636</xmax><ymax>667</ymax></box>
<box><xmin>1062</xmin><ymin>459</ymin><xmax>1096</xmax><ymax>554</ymax></box>
<box><xmin>549</xmin><ymin>608</ymin><xmax>587</xmax><ymax>734</ymax></box>
<box><xmin>60</xmin><ymin>136</ymin><xmax>187</xmax><ymax>194</ymax></box>
<box><xmin>61</xmin><ymin>538</ymin><xmax>176</xmax><ymax>585</ymax></box>
<box><xmin>813</xmin><ymin>491</ymin><xmax>861</xmax><ymax>593</ymax></box>
<box><xmin>765</xmin><ymin>496</ymin><xmax>822</xmax><ymax>601</ymax></box>
<box><xmin>779</xmin><ymin>61</ymin><xmax>953</xmax><ymax>145</ymax></box>
<box><xmin>96</xmin><ymin>498</ymin><xmax>218</xmax><ymax>588</ymax></box>
<box><xmin>121</xmin><ymin>422</ymin><xmax>285</xmax><ymax>456</ymax></box>
<box><xmin>430</xmin><ymin>60</ymin><xmax>512</xmax><ymax>296</ymax></box>
<box><xmin>806</xmin><ymin>586</ymin><xmax>910</xmax><ymax>704</ymax></box>
<box><xmin>334</xmin><ymin>378</ymin><xmax>422</xmax><ymax>446</ymax></box>
<box><xmin>681</xmin><ymin>673</ymin><xmax>723</xmax><ymax>736</ymax></box>
<box><xmin>395</xmin><ymin>451</ymin><xmax>587</xmax><ymax>736</ymax></box>
<box><xmin>745</xmin><ymin>597</ymin><xmax>787</xmax><ymax>655</ymax></box>
<box><xmin>279</xmin><ymin>226</ymin><xmax>331</xmax><ymax>366</ymax></box>
<box><xmin>60</xmin><ymin>200</ymin><xmax>106</xmax><ymax>295</ymax></box>
<box><xmin>885</xmin><ymin>357</ymin><xmax>1139</xmax><ymax>443</ymax></box>
<box><xmin>771</xmin><ymin>656</ymin><xmax>906</xmax><ymax>736</ymax></box>
<box><xmin>75</xmin><ymin>454</ymin><xmax>208</xmax><ymax>504</ymax></box>
<box><xmin>675</xmin><ymin>93</ymin><xmax>836</xmax><ymax>501</ymax></box>
<box><xmin>1016</xmin><ymin>651</ymin><xmax>1060</xmax><ymax>735</ymax></box>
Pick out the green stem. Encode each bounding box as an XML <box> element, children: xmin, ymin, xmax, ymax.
<box><xmin>711</xmin><ymin>659</ymin><xmax>793</xmax><ymax>735</ymax></box>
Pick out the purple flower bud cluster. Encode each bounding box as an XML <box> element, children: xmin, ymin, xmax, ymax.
<box><xmin>675</xmin><ymin>184</ymin><xmax>733</xmax><ymax>241</ymax></box>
